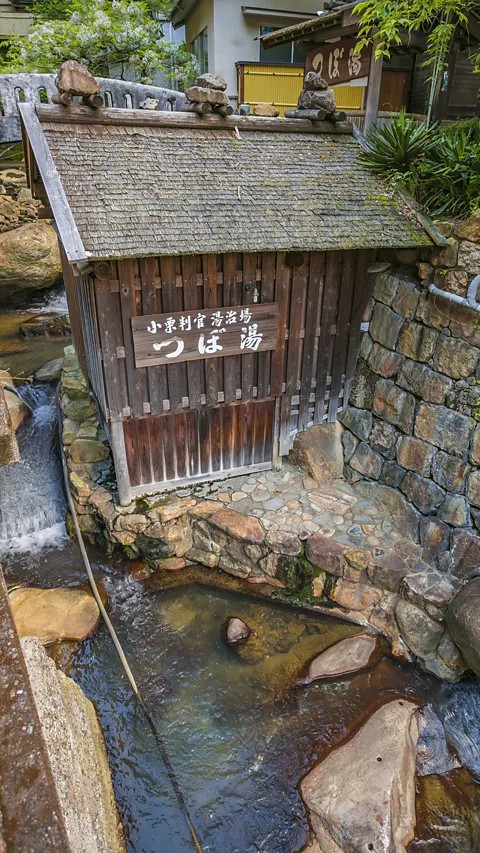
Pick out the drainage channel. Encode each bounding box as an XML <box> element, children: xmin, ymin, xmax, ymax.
<box><xmin>58</xmin><ymin>408</ymin><xmax>204</xmax><ymax>853</ymax></box>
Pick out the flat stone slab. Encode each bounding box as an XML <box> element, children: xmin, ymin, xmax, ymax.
<box><xmin>308</xmin><ymin>487</ymin><xmax>358</xmax><ymax>515</ymax></box>
<box><xmin>301</xmin><ymin>700</ymin><xmax>419</xmax><ymax>853</ymax></box>
<box><xmin>297</xmin><ymin>633</ymin><xmax>378</xmax><ymax>685</ymax></box>
<box><xmin>10</xmin><ymin>587</ymin><xmax>100</xmax><ymax>643</ymax></box>
<box><xmin>208</xmin><ymin>507</ymin><xmax>265</xmax><ymax>544</ymax></box>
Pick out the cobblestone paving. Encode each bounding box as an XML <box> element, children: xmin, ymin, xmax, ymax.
<box><xmin>186</xmin><ymin>462</ymin><xmax>420</xmax><ymax>558</ymax></box>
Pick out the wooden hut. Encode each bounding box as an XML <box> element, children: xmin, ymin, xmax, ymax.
<box><xmin>19</xmin><ymin>102</ymin><xmax>438</xmax><ymax>504</ymax></box>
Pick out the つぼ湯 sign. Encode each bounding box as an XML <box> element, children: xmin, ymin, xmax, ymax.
<box><xmin>132</xmin><ymin>303</ymin><xmax>279</xmax><ymax>368</ymax></box>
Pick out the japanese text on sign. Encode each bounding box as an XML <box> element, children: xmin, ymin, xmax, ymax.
<box><xmin>132</xmin><ymin>303</ymin><xmax>279</xmax><ymax>368</ymax></box>
<box><xmin>306</xmin><ymin>37</ymin><xmax>371</xmax><ymax>87</ymax></box>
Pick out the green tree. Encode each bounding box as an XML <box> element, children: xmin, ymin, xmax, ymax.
<box><xmin>0</xmin><ymin>0</ymin><xmax>197</xmax><ymax>88</ymax></box>
<box><xmin>354</xmin><ymin>0</ymin><xmax>480</xmax><ymax>73</ymax></box>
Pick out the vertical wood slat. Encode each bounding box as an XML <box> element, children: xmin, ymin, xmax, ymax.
<box><xmin>175</xmin><ymin>413</ymin><xmax>187</xmax><ymax>479</ymax></box>
<box><xmin>199</xmin><ymin>407</ymin><xmax>211</xmax><ymax>474</ymax></box>
<box><xmin>241</xmin><ymin>253</ymin><xmax>258</xmax><ymax>401</ymax></box>
<box><xmin>123</xmin><ymin>420</ymin><xmax>140</xmax><ymax>487</ymax></box>
<box><xmin>328</xmin><ymin>250</ymin><xmax>356</xmax><ymax>422</ymax></box>
<box><xmin>344</xmin><ymin>249</ymin><xmax>374</xmax><ymax>406</ymax></box>
<box><xmin>257</xmin><ymin>252</ymin><xmax>276</xmax><ymax>399</ymax></box>
<box><xmin>94</xmin><ymin>276</ymin><xmax>129</xmax><ymax>419</ymax></box>
<box><xmin>298</xmin><ymin>251</ymin><xmax>325</xmax><ymax>432</ymax></box>
<box><xmin>314</xmin><ymin>251</ymin><xmax>343</xmax><ymax>424</ymax></box>
<box><xmin>150</xmin><ymin>416</ymin><xmax>165</xmax><ymax>483</ymax></box>
<box><xmin>223</xmin><ymin>252</ymin><xmax>241</xmax><ymax>404</ymax></box>
<box><xmin>163</xmin><ymin>414</ymin><xmax>175</xmax><ymax>480</ymax></box>
<box><xmin>181</xmin><ymin>255</ymin><xmax>203</xmax><ymax>408</ymax></box>
<box><xmin>270</xmin><ymin>252</ymin><xmax>290</xmax><ymax>396</ymax></box>
<box><xmin>185</xmin><ymin>409</ymin><xmax>199</xmax><ymax>477</ymax></box>
<box><xmin>140</xmin><ymin>257</ymin><xmax>166</xmax><ymax>416</ymax></box>
<box><xmin>160</xmin><ymin>256</ymin><xmax>186</xmax><ymax>411</ymax></box>
<box><xmin>203</xmin><ymin>254</ymin><xmax>219</xmax><ymax>407</ymax></box>
<box><xmin>285</xmin><ymin>258</ymin><xmax>309</xmax><ymax>395</ymax></box>
<box><xmin>118</xmin><ymin>258</ymin><xmax>148</xmax><ymax>419</ymax></box>
<box><xmin>136</xmin><ymin>417</ymin><xmax>152</xmax><ymax>484</ymax></box>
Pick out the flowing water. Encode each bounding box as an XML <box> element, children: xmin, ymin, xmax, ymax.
<box><xmin>0</xmin><ymin>382</ymin><xmax>67</xmax><ymax>556</ymax></box>
<box><xmin>2</xmin><ymin>288</ymin><xmax>480</xmax><ymax>853</ymax></box>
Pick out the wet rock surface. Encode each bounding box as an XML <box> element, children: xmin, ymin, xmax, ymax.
<box><xmin>447</xmin><ymin>577</ymin><xmax>480</xmax><ymax>675</ymax></box>
<box><xmin>10</xmin><ymin>586</ymin><xmax>100</xmax><ymax>643</ymax></box>
<box><xmin>297</xmin><ymin>633</ymin><xmax>378</xmax><ymax>684</ymax></box>
<box><xmin>300</xmin><ymin>700</ymin><xmax>419</xmax><ymax>853</ymax></box>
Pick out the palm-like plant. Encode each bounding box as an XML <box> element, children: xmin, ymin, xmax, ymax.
<box><xmin>358</xmin><ymin>109</ymin><xmax>437</xmax><ymax>175</ymax></box>
<box><xmin>418</xmin><ymin>128</ymin><xmax>480</xmax><ymax>218</ymax></box>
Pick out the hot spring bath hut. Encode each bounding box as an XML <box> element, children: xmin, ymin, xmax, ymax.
<box><xmin>19</xmin><ymin>101</ymin><xmax>438</xmax><ymax>504</ymax></box>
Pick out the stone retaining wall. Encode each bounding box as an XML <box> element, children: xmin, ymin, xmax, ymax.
<box><xmin>340</xmin><ymin>212</ymin><xmax>480</xmax><ymax>582</ymax></box>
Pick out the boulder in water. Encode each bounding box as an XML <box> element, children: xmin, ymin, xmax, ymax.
<box><xmin>300</xmin><ymin>700</ymin><xmax>419</xmax><ymax>853</ymax></box>
<box><xmin>446</xmin><ymin>577</ymin><xmax>480</xmax><ymax>675</ymax></box>
<box><xmin>35</xmin><ymin>358</ymin><xmax>63</xmax><ymax>383</ymax></box>
<box><xmin>225</xmin><ymin>616</ymin><xmax>251</xmax><ymax>644</ymax></box>
<box><xmin>20</xmin><ymin>312</ymin><xmax>70</xmax><ymax>337</ymax></box>
<box><xmin>9</xmin><ymin>587</ymin><xmax>101</xmax><ymax>643</ymax></box>
<box><xmin>0</xmin><ymin>221</ymin><xmax>62</xmax><ymax>302</ymax></box>
<box><xmin>296</xmin><ymin>633</ymin><xmax>378</xmax><ymax>685</ymax></box>
<box><xmin>3</xmin><ymin>386</ymin><xmax>30</xmax><ymax>431</ymax></box>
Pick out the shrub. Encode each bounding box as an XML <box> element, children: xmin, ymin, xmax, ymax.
<box><xmin>359</xmin><ymin>113</ymin><xmax>480</xmax><ymax>219</ymax></box>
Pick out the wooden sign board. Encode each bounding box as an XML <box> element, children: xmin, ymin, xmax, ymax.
<box><xmin>132</xmin><ymin>303</ymin><xmax>279</xmax><ymax>368</ymax></box>
<box><xmin>306</xmin><ymin>38</ymin><xmax>371</xmax><ymax>87</ymax></box>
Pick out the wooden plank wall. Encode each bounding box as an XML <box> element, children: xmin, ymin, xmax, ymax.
<box><xmin>124</xmin><ymin>400</ymin><xmax>275</xmax><ymax>492</ymax></box>
<box><xmin>86</xmin><ymin>248</ymin><xmax>371</xmax><ymax>488</ymax></box>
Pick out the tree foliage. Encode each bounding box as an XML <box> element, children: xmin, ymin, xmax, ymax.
<box><xmin>0</xmin><ymin>0</ymin><xmax>197</xmax><ymax>87</ymax></box>
<box><xmin>354</xmin><ymin>0</ymin><xmax>480</xmax><ymax>73</ymax></box>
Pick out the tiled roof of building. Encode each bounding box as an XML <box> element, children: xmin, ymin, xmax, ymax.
<box><xmin>23</xmin><ymin>106</ymin><xmax>431</xmax><ymax>261</ymax></box>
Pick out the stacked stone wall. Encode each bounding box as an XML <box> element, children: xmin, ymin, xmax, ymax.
<box><xmin>340</xmin><ymin>214</ymin><xmax>480</xmax><ymax>581</ymax></box>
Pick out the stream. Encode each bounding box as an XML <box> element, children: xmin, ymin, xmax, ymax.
<box><xmin>2</xmin><ymin>288</ymin><xmax>480</xmax><ymax>853</ymax></box>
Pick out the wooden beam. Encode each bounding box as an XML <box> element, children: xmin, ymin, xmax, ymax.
<box><xmin>18</xmin><ymin>103</ymin><xmax>88</xmax><ymax>263</ymax></box>
<box><xmin>35</xmin><ymin>105</ymin><xmax>354</xmax><ymax>136</ymax></box>
<box><xmin>298</xmin><ymin>23</ymin><xmax>358</xmax><ymax>48</ymax></box>
<box><xmin>109</xmin><ymin>420</ymin><xmax>132</xmax><ymax>505</ymax></box>
<box><xmin>364</xmin><ymin>42</ymin><xmax>383</xmax><ymax>133</ymax></box>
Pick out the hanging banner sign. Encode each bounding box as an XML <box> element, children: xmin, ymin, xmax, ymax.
<box><xmin>306</xmin><ymin>38</ymin><xmax>371</xmax><ymax>87</ymax></box>
<box><xmin>132</xmin><ymin>303</ymin><xmax>279</xmax><ymax>368</ymax></box>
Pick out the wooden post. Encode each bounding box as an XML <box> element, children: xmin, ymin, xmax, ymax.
<box><xmin>109</xmin><ymin>420</ymin><xmax>132</xmax><ymax>505</ymax></box>
<box><xmin>431</xmin><ymin>39</ymin><xmax>459</xmax><ymax>123</ymax></box>
<box><xmin>364</xmin><ymin>41</ymin><xmax>383</xmax><ymax>133</ymax></box>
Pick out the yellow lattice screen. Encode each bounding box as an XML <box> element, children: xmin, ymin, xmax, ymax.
<box><xmin>240</xmin><ymin>64</ymin><xmax>304</xmax><ymax>116</ymax></box>
<box><xmin>239</xmin><ymin>64</ymin><xmax>365</xmax><ymax>115</ymax></box>
<box><xmin>332</xmin><ymin>85</ymin><xmax>364</xmax><ymax>110</ymax></box>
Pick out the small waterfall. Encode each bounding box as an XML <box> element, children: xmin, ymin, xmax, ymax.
<box><xmin>0</xmin><ymin>383</ymin><xmax>67</xmax><ymax>558</ymax></box>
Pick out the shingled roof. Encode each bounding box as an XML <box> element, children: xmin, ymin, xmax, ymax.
<box><xmin>20</xmin><ymin>104</ymin><xmax>432</xmax><ymax>262</ymax></box>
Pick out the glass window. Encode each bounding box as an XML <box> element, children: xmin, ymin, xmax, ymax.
<box><xmin>259</xmin><ymin>25</ymin><xmax>306</xmax><ymax>64</ymax></box>
<box><xmin>191</xmin><ymin>27</ymin><xmax>208</xmax><ymax>74</ymax></box>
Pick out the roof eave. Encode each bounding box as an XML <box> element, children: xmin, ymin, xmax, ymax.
<box><xmin>260</xmin><ymin>2</ymin><xmax>357</xmax><ymax>48</ymax></box>
<box><xmin>171</xmin><ymin>0</ymin><xmax>198</xmax><ymax>27</ymax></box>
<box><xmin>19</xmin><ymin>103</ymin><xmax>89</xmax><ymax>264</ymax></box>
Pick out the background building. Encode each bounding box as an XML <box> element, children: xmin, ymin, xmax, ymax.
<box><xmin>171</xmin><ymin>0</ymin><xmax>325</xmax><ymax>111</ymax></box>
<box><xmin>0</xmin><ymin>0</ymin><xmax>32</xmax><ymax>40</ymax></box>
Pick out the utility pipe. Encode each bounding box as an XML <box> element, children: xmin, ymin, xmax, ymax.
<box><xmin>57</xmin><ymin>406</ymin><xmax>204</xmax><ymax>853</ymax></box>
<box><xmin>428</xmin><ymin>275</ymin><xmax>480</xmax><ymax>313</ymax></box>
